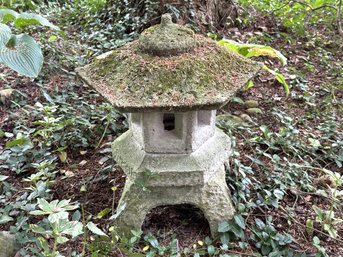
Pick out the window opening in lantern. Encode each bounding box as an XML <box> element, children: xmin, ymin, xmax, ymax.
<box><xmin>163</xmin><ymin>113</ymin><xmax>175</xmax><ymax>131</ymax></box>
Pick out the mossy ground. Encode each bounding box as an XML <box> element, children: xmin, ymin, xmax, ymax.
<box><xmin>76</xmin><ymin>35</ymin><xmax>261</xmax><ymax>112</ymax></box>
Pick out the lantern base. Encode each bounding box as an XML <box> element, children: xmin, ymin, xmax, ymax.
<box><xmin>112</xmin><ymin>128</ymin><xmax>235</xmax><ymax>237</ymax></box>
<box><xmin>114</xmin><ymin>164</ymin><xmax>234</xmax><ymax>238</ymax></box>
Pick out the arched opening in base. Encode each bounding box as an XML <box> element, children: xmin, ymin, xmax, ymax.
<box><xmin>142</xmin><ymin>204</ymin><xmax>211</xmax><ymax>247</ymax></box>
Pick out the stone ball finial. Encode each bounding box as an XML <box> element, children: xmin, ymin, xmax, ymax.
<box><xmin>138</xmin><ymin>13</ymin><xmax>196</xmax><ymax>56</ymax></box>
<box><xmin>160</xmin><ymin>13</ymin><xmax>173</xmax><ymax>27</ymax></box>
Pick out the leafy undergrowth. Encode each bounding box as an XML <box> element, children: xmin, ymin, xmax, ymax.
<box><xmin>1</xmin><ymin>5</ymin><xmax>343</xmax><ymax>257</ymax></box>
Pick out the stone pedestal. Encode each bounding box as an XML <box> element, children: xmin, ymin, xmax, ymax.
<box><xmin>112</xmin><ymin>117</ymin><xmax>235</xmax><ymax>237</ymax></box>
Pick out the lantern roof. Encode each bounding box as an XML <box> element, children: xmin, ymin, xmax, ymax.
<box><xmin>76</xmin><ymin>14</ymin><xmax>261</xmax><ymax>112</ymax></box>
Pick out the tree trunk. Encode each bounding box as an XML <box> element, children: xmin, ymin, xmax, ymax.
<box><xmin>157</xmin><ymin>0</ymin><xmax>238</xmax><ymax>31</ymax></box>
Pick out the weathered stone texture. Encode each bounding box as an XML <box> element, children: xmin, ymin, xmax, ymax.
<box><xmin>0</xmin><ymin>231</ymin><xmax>18</xmax><ymax>257</ymax></box>
<box><xmin>112</xmin><ymin>127</ymin><xmax>235</xmax><ymax>237</ymax></box>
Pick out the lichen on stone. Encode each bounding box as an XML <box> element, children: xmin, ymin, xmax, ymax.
<box><xmin>76</xmin><ymin>34</ymin><xmax>262</xmax><ymax>113</ymax></box>
<box><xmin>139</xmin><ymin>14</ymin><xmax>196</xmax><ymax>56</ymax></box>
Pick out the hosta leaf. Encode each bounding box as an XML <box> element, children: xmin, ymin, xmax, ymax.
<box><xmin>263</xmin><ymin>65</ymin><xmax>290</xmax><ymax>96</ymax></box>
<box><xmin>14</xmin><ymin>12</ymin><xmax>59</xmax><ymax>30</ymax></box>
<box><xmin>0</xmin><ymin>24</ymin><xmax>11</xmax><ymax>48</ymax></box>
<box><xmin>0</xmin><ymin>9</ymin><xmax>18</xmax><ymax>23</ymax></box>
<box><xmin>0</xmin><ymin>34</ymin><xmax>43</xmax><ymax>77</ymax></box>
<box><xmin>218</xmin><ymin>39</ymin><xmax>287</xmax><ymax>65</ymax></box>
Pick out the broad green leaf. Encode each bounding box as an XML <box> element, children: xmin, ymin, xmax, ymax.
<box><xmin>323</xmin><ymin>224</ymin><xmax>337</xmax><ymax>238</ymax></box>
<box><xmin>0</xmin><ymin>34</ymin><xmax>43</xmax><ymax>77</ymax></box>
<box><xmin>56</xmin><ymin>236</ymin><xmax>69</xmax><ymax>244</ymax></box>
<box><xmin>30</xmin><ymin>224</ymin><xmax>53</xmax><ymax>235</ymax></box>
<box><xmin>37</xmin><ymin>237</ymin><xmax>50</xmax><ymax>252</ymax></box>
<box><xmin>0</xmin><ymin>215</ymin><xmax>13</xmax><ymax>224</ymax></box>
<box><xmin>48</xmin><ymin>211</ymin><xmax>68</xmax><ymax>223</ymax></box>
<box><xmin>68</xmin><ymin>222</ymin><xmax>83</xmax><ymax>238</ymax></box>
<box><xmin>218</xmin><ymin>221</ymin><xmax>231</xmax><ymax>233</ymax></box>
<box><xmin>273</xmin><ymin>188</ymin><xmax>284</xmax><ymax>199</ymax></box>
<box><xmin>14</xmin><ymin>12</ymin><xmax>59</xmax><ymax>30</ymax></box>
<box><xmin>0</xmin><ymin>175</ymin><xmax>9</xmax><ymax>181</ymax></box>
<box><xmin>97</xmin><ymin>208</ymin><xmax>111</xmax><ymax>218</ymax></box>
<box><xmin>37</xmin><ymin>198</ymin><xmax>53</xmax><ymax>213</ymax></box>
<box><xmin>263</xmin><ymin>66</ymin><xmax>290</xmax><ymax>96</ymax></box>
<box><xmin>218</xmin><ymin>39</ymin><xmax>287</xmax><ymax>65</ymax></box>
<box><xmin>220</xmin><ymin>232</ymin><xmax>230</xmax><ymax>245</ymax></box>
<box><xmin>29</xmin><ymin>210</ymin><xmax>50</xmax><ymax>216</ymax></box>
<box><xmin>207</xmin><ymin>245</ymin><xmax>215</xmax><ymax>255</ymax></box>
<box><xmin>0</xmin><ymin>9</ymin><xmax>18</xmax><ymax>23</ymax></box>
<box><xmin>234</xmin><ymin>215</ymin><xmax>246</xmax><ymax>229</ymax></box>
<box><xmin>245</xmin><ymin>80</ymin><xmax>254</xmax><ymax>89</ymax></box>
<box><xmin>0</xmin><ymin>23</ymin><xmax>11</xmax><ymax>48</ymax></box>
<box><xmin>87</xmin><ymin>222</ymin><xmax>108</xmax><ymax>237</ymax></box>
<box><xmin>5</xmin><ymin>137</ymin><xmax>27</xmax><ymax>147</ymax></box>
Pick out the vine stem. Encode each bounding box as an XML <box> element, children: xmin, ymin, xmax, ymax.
<box><xmin>96</xmin><ymin>115</ymin><xmax>110</xmax><ymax>149</ymax></box>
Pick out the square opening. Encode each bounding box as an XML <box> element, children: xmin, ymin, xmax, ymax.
<box><xmin>163</xmin><ymin>113</ymin><xmax>175</xmax><ymax>131</ymax></box>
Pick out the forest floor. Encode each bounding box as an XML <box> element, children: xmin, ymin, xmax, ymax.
<box><xmin>0</xmin><ymin>9</ymin><xmax>342</xmax><ymax>257</ymax></box>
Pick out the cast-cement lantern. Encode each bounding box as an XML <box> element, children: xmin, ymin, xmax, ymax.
<box><xmin>76</xmin><ymin>14</ymin><xmax>261</xmax><ymax>237</ymax></box>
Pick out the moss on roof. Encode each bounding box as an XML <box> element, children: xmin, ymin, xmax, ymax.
<box><xmin>76</xmin><ymin>35</ymin><xmax>261</xmax><ymax>112</ymax></box>
<box><xmin>139</xmin><ymin>14</ymin><xmax>196</xmax><ymax>56</ymax></box>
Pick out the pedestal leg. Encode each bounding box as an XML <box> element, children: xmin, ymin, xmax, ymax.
<box><xmin>114</xmin><ymin>166</ymin><xmax>234</xmax><ymax>238</ymax></box>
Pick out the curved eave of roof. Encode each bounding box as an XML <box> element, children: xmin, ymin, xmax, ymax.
<box><xmin>76</xmin><ymin>36</ymin><xmax>262</xmax><ymax>113</ymax></box>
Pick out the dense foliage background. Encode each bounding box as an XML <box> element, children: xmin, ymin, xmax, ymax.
<box><xmin>0</xmin><ymin>0</ymin><xmax>342</xmax><ymax>256</ymax></box>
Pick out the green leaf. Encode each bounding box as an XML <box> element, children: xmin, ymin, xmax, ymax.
<box><xmin>306</xmin><ymin>219</ymin><xmax>314</xmax><ymax>236</ymax></box>
<box><xmin>323</xmin><ymin>224</ymin><xmax>337</xmax><ymax>238</ymax></box>
<box><xmin>14</xmin><ymin>12</ymin><xmax>60</xmax><ymax>30</ymax></box>
<box><xmin>48</xmin><ymin>211</ymin><xmax>69</xmax><ymax>223</ymax></box>
<box><xmin>97</xmin><ymin>208</ymin><xmax>111</xmax><ymax>218</ymax></box>
<box><xmin>261</xmin><ymin>245</ymin><xmax>271</xmax><ymax>255</ymax></box>
<box><xmin>37</xmin><ymin>237</ymin><xmax>50</xmax><ymax>252</ymax></box>
<box><xmin>234</xmin><ymin>215</ymin><xmax>246</xmax><ymax>229</ymax></box>
<box><xmin>220</xmin><ymin>232</ymin><xmax>230</xmax><ymax>245</ymax></box>
<box><xmin>263</xmin><ymin>66</ymin><xmax>290</xmax><ymax>96</ymax></box>
<box><xmin>31</xmin><ymin>224</ymin><xmax>53</xmax><ymax>235</ymax></box>
<box><xmin>0</xmin><ymin>9</ymin><xmax>18</xmax><ymax>23</ymax></box>
<box><xmin>29</xmin><ymin>210</ymin><xmax>50</xmax><ymax>216</ymax></box>
<box><xmin>245</xmin><ymin>80</ymin><xmax>254</xmax><ymax>89</ymax></box>
<box><xmin>218</xmin><ymin>221</ymin><xmax>231</xmax><ymax>233</ymax></box>
<box><xmin>313</xmin><ymin>236</ymin><xmax>320</xmax><ymax>245</ymax></box>
<box><xmin>5</xmin><ymin>137</ymin><xmax>27</xmax><ymax>147</ymax></box>
<box><xmin>273</xmin><ymin>189</ymin><xmax>284</xmax><ymax>199</ymax></box>
<box><xmin>0</xmin><ymin>175</ymin><xmax>9</xmax><ymax>181</ymax></box>
<box><xmin>217</xmin><ymin>39</ymin><xmax>287</xmax><ymax>65</ymax></box>
<box><xmin>37</xmin><ymin>198</ymin><xmax>53</xmax><ymax>213</ymax></box>
<box><xmin>56</xmin><ymin>235</ymin><xmax>69</xmax><ymax>244</ymax></box>
<box><xmin>0</xmin><ymin>23</ymin><xmax>11</xmax><ymax>48</ymax></box>
<box><xmin>0</xmin><ymin>215</ymin><xmax>13</xmax><ymax>224</ymax></box>
<box><xmin>207</xmin><ymin>245</ymin><xmax>215</xmax><ymax>255</ymax></box>
<box><xmin>0</xmin><ymin>34</ymin><xmax>43</xmax><ymax>77</ymax></box>
<box><xmin>87</xmin><ymin>222</ymin><xmax>108</xmax><ymax>237</ymax></box>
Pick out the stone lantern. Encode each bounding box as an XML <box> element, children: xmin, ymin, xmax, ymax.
<box><xmin>76</xmin><ymin>14</ymin><xmax>260</xmax><ymax>237</ymax></box>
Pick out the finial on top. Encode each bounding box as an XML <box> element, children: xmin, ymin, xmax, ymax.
<box><xmin>138</xmin><ymin>13</ymin><xmax>196</xmax><ymax>56</ymax></box>
<box><xmin>160</xmin><ymin>13</ymin><xmax>173</xmax><ymax>27</ymax></box>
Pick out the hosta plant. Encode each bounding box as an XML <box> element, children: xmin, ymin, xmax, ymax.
<box><xmin>0</xmin><ymin>8</ymin><xmax>59</xmax><ymax>77</ymax></box>
<box><xmin>218</xmin><ymin>39</ymin><xmax>290</xmax><ymax>96</ymax></box>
